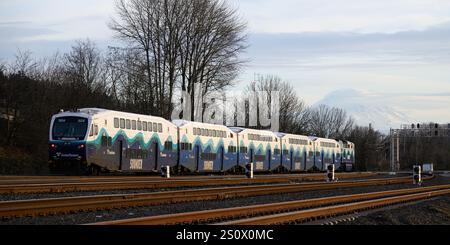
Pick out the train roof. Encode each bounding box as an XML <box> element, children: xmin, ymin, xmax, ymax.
<box><xmin>277</xmin><ymin>132</ymin><xmax>310</xmax><ymax>139</ymax></box>
<box><xmin>55</xmin><ymin>108</ymin><xmax>174</xmax><ymax>124</ymax></box>
<box><xmin>172</xmin><ymin>120</ymin><xmax>232</xmax><ymax>130</ymax></box>
<box><xmin>228</xmin><ymin>127</ymin><xmax>278</xmax><ymax>136</ymax></box>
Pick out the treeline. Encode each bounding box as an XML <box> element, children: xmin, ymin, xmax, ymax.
<box><xmin>0</xmin><ymin>0</ymin><xmax>389</xmax><ymax>174</ymax></box>
<box><xmin>399</xmin><ymin>136</ymin><xmax>450</xmax><ymax>170</ymax></box>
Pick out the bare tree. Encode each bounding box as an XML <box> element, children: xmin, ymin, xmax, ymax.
<box><xmin>63</xmin><ymin>39</ymin><xmax>103</xmax><ymax>91</ymax></box>
<box><xmin>308</xmin><ymin>104</ymin><xmax>354</xmax><ymax>139</ymax></box>
<box><xmin>109</xmin><ymin>0</ymin><xmax>247</xmax><ymax>119</ymax></box>
<box><xmin>244</xmin><ymin>75</ymin><xmax>310</xmax><ymax>133</ymax></box>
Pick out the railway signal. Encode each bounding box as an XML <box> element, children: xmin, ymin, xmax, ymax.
<box><xmin>413</xmin><ymin>165</ymin><xmax>422</xmax><ymax>185</ymax></box>
<box><xmin>161</xmin><ymin>165</ymin><xmax>170</xmax><ymax>178</ymax></box>
<box><xmin>245</xmin><ymin>162</ymin><xmax>253</xmax><ymax>179</ymax></box>
<box><xmin>326</xmin><ymin>164</ymin><xmax>335</xmax><ymax>182</ymax></box>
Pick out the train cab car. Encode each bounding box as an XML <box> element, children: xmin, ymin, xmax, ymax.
<box><xmin>313</xmin><ymin>137</ymin><xmax>341</xmax><ymax>171</ymax></box>
<box><xmin>230</xmin><ymin>127</ymin><xmax>281</xmax><ymax>172</ymax></box>
<box><xmin>278</xmin><ymin>133</ymin><xmax>313</xmax><ymax>172</ymax></box>
<box><xmin>50</xmin><ymin>108</ymin><xmax>178</xmax><ymax>174</ymax></box>
<box><xmin>173</xmin><ymin>120</ymin><xmax>237</xmax><ymax>172</ymax></box>
<box><xmin>339</xmin><ymin>140</ymin><xmax>355</xmax><ymax>171</ymax></box>
<box><xmin>49</xmin><ymin>110</ymin><xmax>90</xmax><ymax>172</ymax></box>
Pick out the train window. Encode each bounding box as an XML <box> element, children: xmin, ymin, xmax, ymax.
<box><xmin>213</xmin><ymin>130</ymin><xmax>217</xmax><ymax>137</ymax></box>
<box><xmin>164</xmin><ymin>141</ymin><xmax>172</xmax><ymax>151</ymax></box>
<box><xmin>89</xmin><ymin>125</ymin><xmax>94</xmax><ymax>136</ymax></box>
<box><xmin>132</xmin><ymin>120</ymin><xmax>136</xmax><ymax>130</ymax></box>
<box><xmin>126</xmin><ymin>119</ymin><xmax>131</xmax><ymax>129</ymax></box>
<box><xmin>274</xmin><ymin>149</ymin><xmax>280</xmax><ymax>155</ymax></box>
<box><xmin>201</xmin><ymin>152</ymin><xmax>217</xmax><ymax>161</ymax></box>
<box><xmin>227</xmin><ymin>146</ymin><xmax>235</xmax><ymax>153</ymax></box>
<box><xmin>147</xmin><ymin>122</ymin><xmax>152</xmax><ymax>132</ymax></box>
<box><xmin>94</xmin><ymin>125</ymin><xmax>98</xmax><ymax>135</ymax></box>
<box><xmin>283</xmin><ymin>149</ymin><xmax>289</xmax><ymax>155</ymax></box>
<box><xmin>142</xmin><ymin>122</ymin><xmax>147</xmax><ymax>131</ymax></box>
<box><xmin>137</xmin><ymin>121</ymin><xmax>142</xmax><ymax>130</ymax></box>
<box><xmin>142</xmin><ymin>150</ymin><xmax>148</xmax><ymax>159</ymax></box>
<box><xmin>230</xmin><ymin>133</ymin><xmax>233</xmax><ymax>138</ymax></box>
<box><xmin>152</xmin><ymin>123</ymin><xmax>156</xmax><ymax>132</ymax></box>
<box><xmin>120</xmin><ymin>118</ymin><xmax>125</xmax><ymax>129</ymax></box>
<box><xmin>193</xmin><ymin>128</ymin><xmax>196</xmax><ymax>135</ymax></box>
<box><xmin>308</xmin><ymin>151</ymin><xmax>313</xmax><ymax>157</ymax></box>
<box><xmin>316</xmin><ymin>151</ymin><xmax>320</xmax><ymax>157</ymax></box>
<box><xmin>136</xmin><ymin>149</ymin><xmax>142</xmax><ymax>159</ymax></box>
<box><xmin>254</xmin><ymin>155</ymin><xmax>265</xmax><ymax>161</ymax></box>
<box><xmin>101</xmin><ymin>134</ymin><xmax>107</xmax><ymax>147</ymax></box>
<box><xmin>114</xmin><ymin>118</ymin><xmax>119</xmax><ymax>128</ymax></box>
<box><xmin>158</xmin><ymin>123</ymin><xmax>162</xmax><ymax>133</ymax></box>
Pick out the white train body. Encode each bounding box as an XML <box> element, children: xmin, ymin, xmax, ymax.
<box><xmin>49</xmin><ymin>108</ymin><xmax>355</xmax><ymax>174</ymax></box>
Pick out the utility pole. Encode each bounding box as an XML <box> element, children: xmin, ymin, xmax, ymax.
<box><xmin>390</xmin><ymin>129</ymin><xmax>400</xmax><ymax>173</ymax></box>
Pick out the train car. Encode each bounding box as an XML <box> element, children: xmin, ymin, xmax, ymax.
<box><xmin>230</xmin><ymin>127</ymin><xmax>281</xmax><ymax>172</ymax></box>
<box><xmin>278</xmin><ymin>133</ymin><xmax>314</xmax><ymax>171</ymax></box>
<box><xmin>312</xmin><ymin>137</ymin><xmax>341</xmax><ymax>171</ymax></box>
<box><xmin>49</xmin><ymin>108</ymin><xmax>178</xmax><ymax>174</ymax></box>
<box><xmin>339</xmin><ymin>140</ymin><xmax>355</xmax><ymax>171</ymax></box>
<box><xmin>173</xmin><ymin>120</ymin><xmax>238</xmax><ymax>172</ymax></box>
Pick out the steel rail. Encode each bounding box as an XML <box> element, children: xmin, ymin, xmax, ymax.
<box><xmin>0</xmin><ymin>172</ymin><xmax>377</xmax><ymax>194</ymax></box>
<box><xmin>0</xmin><ymin>172</ymin><xmax>375</xmax><ymax>184</ymax></box>
<box><xmin>92</xmin><ymin>184</ymin><xmax>450</xmax><ymax>225</ymax></box>
<box><xmin>0</xmin><ymin>176</ymin><xmax>424</xmax><ymax>218</ymax></box>
<box><xmin>221</xmin><ymin>188</ymin><xmax>450</xmax><ymax>225</ymax></box>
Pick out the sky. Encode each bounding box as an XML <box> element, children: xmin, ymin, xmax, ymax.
<box><xmin>1</xmin><ymin>0</ymin><xmax>450</xmax><ymax>129</ymax></box>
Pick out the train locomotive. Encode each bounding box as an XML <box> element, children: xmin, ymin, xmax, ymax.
<box><xmin>48</xmin><ymin>108</ymin><xmax>355</xmax><ymax>175</ymax></box>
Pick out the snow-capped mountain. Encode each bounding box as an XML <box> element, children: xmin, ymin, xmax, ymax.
<box><xmin>314</xmin><ymin>89</ymin><xmax>413</xmax><ymax>133</ymax></box>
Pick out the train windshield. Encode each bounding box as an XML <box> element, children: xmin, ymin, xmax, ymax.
<box><xmin>52</xmin><ymin>117</ymin><xmax>88</xmax><ymax>140</ymax></box>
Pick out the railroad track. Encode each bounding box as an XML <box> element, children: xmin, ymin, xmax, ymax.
<box><xmin>0</xmin><ymin>176</ymin><xmax>431</xmax><ymax>219</ymax></box>
<box><xmin>0</xmin><ymin>172</ymin><xmax>376</xmax><ymax>194</ymax></box>
<box><xmin>0</xmin><ymin>172</ymin><xmax>374</xmax><ymax>183</ymax></box>
<box><xmin>92</xmin><ymin>183</ymin><xmax>450</xmax><ymax>225</ymax></box>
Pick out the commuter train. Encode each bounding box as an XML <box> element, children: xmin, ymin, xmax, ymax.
<box><xmin>48</xmin><ymin>108</ymin><xmax>355</xmax><ymax>175</ymax></box>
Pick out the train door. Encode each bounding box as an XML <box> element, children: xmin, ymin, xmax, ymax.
<box><xmin>118</xmin><ymin>140</ymin><xmax>123</xmax><ymax>170</ymax></box>
<box><xmin>220</xmin><ymin>146</ymin><xmax>224</xmax><ymax>171</ymax></box>
<box><xmin>321</xmin><ymin>152</ymin><xmax>324</xmax><ymax>170</ymax></box>
<box><xmin>303</xmin><ymin>151</ymin><xmax>307</xmax><ymax>171</ymax></box>
<box><xmin>332</xmin><ymin>152</ymin><xmax>336</xmax><ymax>167</ymax></box>
<box><xmin>153</xmin><ymin>142</ymin><xmax>159</xmax><ymax>171</ymax></box>
<box><xmin>290</xmin><ymin>150</ymin><xmax>293</xmax><ymax>171</ymax></box>
<box><xmin>195</xmin><ymin>145</ymin><xmax>200</xmax><ymax>171</ymax></box>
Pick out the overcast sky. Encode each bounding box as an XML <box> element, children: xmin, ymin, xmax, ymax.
<box><xmin>1</xmin><ymin>0</ymin><xmax>450</xmax><ymax>127</ymax></box>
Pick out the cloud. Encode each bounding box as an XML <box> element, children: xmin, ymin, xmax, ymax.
<box><xmin>0</xmin><ymin>22</ymin><xmax>59</xmax><ymax>42</ymax></box>
<box><xmin>229</xmin><ymin>0</ymin><xmax>450</xmax><ymax>34</ymax></box>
